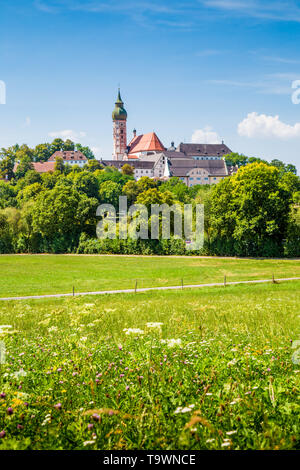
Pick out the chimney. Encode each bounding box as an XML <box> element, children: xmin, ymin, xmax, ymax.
<box><xmin>133</xmin><ymin>129</ymin><xmax>137</xmax><ymax>138</ymax></box>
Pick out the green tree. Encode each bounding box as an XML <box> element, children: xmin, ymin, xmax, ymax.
<box><xmin>72</xmin><ymin>171</ymin><xmax>99</xmax><ymax>199</ymax></box>
<box><xmin>54</xmin><ymin>156</ymin><xmax>65</xmax><ymax>173</ymax></box>
<box><xmin>17</xmin><ymin>183</ymin><xmax>44</xmax><ymax>206</ymax></box>
<box><xmin>63</xmin><ymin>139</ymin><xmax>75</xmax><ymax>151</ymax></box>
<box><xmin>34</xmin><ymin>143</ymin><xmax>52</xmax><ymax>162</ymax></box>
<box><xmin>0</xmin><ymin>181</ymin><xmax>16</xmax><ymax>209</ymax></box>
<box><xmin>99</xmin><ymin>180</ymin><xmax>122</xmax><ymax>207</ymax></box>
<box><xmin>210</xmin><ymin>163</ymin><xmax>292</xmax><ymax>256</ymax></box>
<box><xmin>121</xmin><ymin>164</ymin><xmax>134</xmax><ymax>176</ymax></box>
<box><xmin>85</xmin><ymin>160</ymin><xmax>103</xmax><ymax>172</ymax></box>
<box><xmin>15</xmin><ymin>156</ymin><xmax>34</xmax><ymax>179</ymax></box>
<box><xmin>50</xmin><ymin>138</ymin><xmax>64</xmax><ymax>154</ymax></box>
<box><xmin>30</xmin><ymin>187</ymin><xmax>98</xmax><ymax>251</ymax></box>
<box><xmin>76</xmin><ymin>143</ymin><xmax>95</xmax><ymax>160</ymax></box>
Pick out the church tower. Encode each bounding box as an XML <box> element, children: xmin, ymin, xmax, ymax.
<box><xmin>112</xmin><ymin>89</ymin><xmax>127</xmax><ymax>160</ymax></box>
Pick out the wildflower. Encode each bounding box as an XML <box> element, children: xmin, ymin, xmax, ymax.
<box><xmin>226</xmin><ymin>430</ymin><xmax>237</xmax><ymax>435</ymax></box>
<box><xmin>146</xmin><ymin>322</ymin><xmax>163</xmax><ymax>330</ymax></box>
<box><xmin>174</xmin><ymin>404</ymin><xmax>195</xmax><ymax>414</ymax></box>
<box><xmin>83</xmin><ymin>440</ymin><xmax>96</xmax><ymax>446</ymax></box>
<box><xmin>48</xmin><ymin>326</ymin><xmax>58</xmax><ymax>333</ymax></box>
<box><xmin>0</xmin><ymin>393</ymin><xmax>6</xmax><ymax>398</ymax></box>
<box><xmin>12</xmin><ymin>369</ymin><xmax>27</xmax><ymax>379</ymax></box>
<box><xmin>87</xmin><ymin>424</ymin><xmax>94</xmax><ymax>430</ymax></box>
<box><xmin>0</xmin><ymin>431</ymin><xmax>5</xmax><ymax>438</ymax></box>
<box><xmin>123</xmin><ymin>328</ymin><xmax>144</xmax><ymax>336</ymax></box>
<box><xmin>54</xmin><ymin>403</ymin><xmax>62</xmax><ymax>410</ymax></box>
<box><xmin>221</xmin><ymin>441</ymin><xmax>231</xmax><ymax>447</ymax></box>
<box><xmin>7</xmin><ymin>407</ymin><xmax>13</xmax><ymax>415</ymax></box>
<box><xmin>161</xmin><ymin>338</ymin><xmax>182</xmax><ymax>348</ymax></box>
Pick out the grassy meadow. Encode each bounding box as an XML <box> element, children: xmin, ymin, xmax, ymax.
<box><xmin>0</xmin><ymin>254</ymin><xmax>300</xmax><ymax>297</ymax></box>
<box><xmin>0</xmin><ymin>280</ymin><xmax>299</xmax><ymax>450</ymax></box>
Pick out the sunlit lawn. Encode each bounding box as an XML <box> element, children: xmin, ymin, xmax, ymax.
<box><xmin>0</xmin><ymin>254</ymin><xmax>299</xmax><ymax>297</ymax></box>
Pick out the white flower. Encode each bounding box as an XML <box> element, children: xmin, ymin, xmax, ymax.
<box><xmin>226</xmin><ymin>430</ymin><xmax>237</xmax><ymax>435</ymax></box>
<box><xmin>12</xmin><ymin>369</ymin><xmax>27</xmax><ymax>379</ymax></box>
<box><xmin>146</xmin><ymin>322</ymin><xmax>163</xmax><ymax>329</ymax></box>
<box><xmin>48</xmin><ymin>326</ymin><xmax>58</xmax><ymax>333</ymax></box>
<box><xmin>0</xmin><ymin>325</ymin><xmax>13</xmax><ymax>334</ymax></box>
<box><xmin>83</xmin><ymin>441</ymin><xmax>96</xmax><ymax>446</ymax></box>
<box><xmin>161</xmin><ymin>338</ymin><xmax>182</xmax><ymax>348</ymax></box>
<box><xmin>80</xmin><ymin>337</ymin><xmax>88</xmax><ymax>342</ymax></box>
<box><xmin>174</xmin><ymin>404</ymin><xmax>195</xmax><ymax>414</ymax></box>
<box><xmin>221</xmin><ymin>441</ymin><xmax>231</xmax><ymax>447</ymax></box>
<box><xmin>123</xmin><ymin>328</ymin><xmax>145</xmax><ymax>335</ymax></box>
<box><xmin>227</xmin><ymin>359</ymin><xmax>238</xmax><ymax>366</ymax></box>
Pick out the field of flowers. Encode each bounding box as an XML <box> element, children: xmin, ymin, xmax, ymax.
<box><xmin>0</xmin><ymin>281</ymin><xmax>299</xmax><ymax>450</ymax></box>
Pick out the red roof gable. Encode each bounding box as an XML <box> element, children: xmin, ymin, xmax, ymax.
<box><xmin>128</xmin><ymin>132</ymin><xmax>165</xmax><ymax>154</ymax></box>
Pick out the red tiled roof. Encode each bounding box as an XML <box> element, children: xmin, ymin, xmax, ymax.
<box><xmin>48</xmin><ymin>150</ymin><xmax>87</xmax><ymax>161</ymax></box>
<box><xmin>13</xmin><ymin>162</ymin><xmax>56</xmax><ymax>174</ymax></box>
<box><xmin>128</xmin><ymin>132</ymin><xmax>165</xmax><ymax>154</ymax></box>
<box><xmin>33</xmin><ymin>162</ymin><xmax>56</xmax><ymax>173</ymax></box>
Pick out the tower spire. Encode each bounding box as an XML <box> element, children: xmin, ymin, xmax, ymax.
<box><xmin>112</xmin><ymin>89</ymin><xmax>127</xmax><ymax>161</ymax></box>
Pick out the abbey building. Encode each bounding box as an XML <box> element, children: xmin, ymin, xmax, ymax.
<box><xmin>101</xmin><ymin>90</ymin><xmax>235</xmax><ymax>186</ymax></box>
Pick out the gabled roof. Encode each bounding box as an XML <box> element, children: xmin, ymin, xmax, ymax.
<box><xmin>169</xmin><ymin>159</ymin><xmax>228</xmax><ymax>177</ymax></box>
<box><xmin>13</xmin><ymin>161</ymin><xmax>56</xmax><ymax>174</ymax></box>
<box><xmin>178</xmin><ymin>143</ymin><xmax>232</xmax><ymax>157</ymax></box>
<box><xmin>48</xmin><ymin>150</ymin><xmax>87</xmax><ymax>161</ymax></box>
<box><xmin>128</xmin><ymin>132</ymin><xmax>165</xmax><ymax>154</ymax></box>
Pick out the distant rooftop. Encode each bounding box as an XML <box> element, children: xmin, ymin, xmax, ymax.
<box><xmin>48</xmin><ymin>150</ymin><xmax>88</xmax><ymax>161</ymax></box>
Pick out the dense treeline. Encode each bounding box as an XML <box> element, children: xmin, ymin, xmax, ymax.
<box><xmin>0</xmin><ymin>143</ymin><xmax>299</xmax><ymax>257</ymax></box>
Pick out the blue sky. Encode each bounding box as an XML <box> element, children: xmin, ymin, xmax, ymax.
<box><xmin>1</xmin><ymin>0</ymin><xmax>300</xmax><ymax>171</ymax></box>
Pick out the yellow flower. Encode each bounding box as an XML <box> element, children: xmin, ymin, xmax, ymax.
<box><xmin>12</xmin><ymin>398</ymin><xmax>24</xmax><ymax>407</ymax></box>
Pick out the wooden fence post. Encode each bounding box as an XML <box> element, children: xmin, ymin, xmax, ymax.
<box><xmin>224</xmin><ymin>275</ymin><xmax>227</xmax><ymax>287</ymax></box>
<box><xmin>135</xmin><ymin>280</ymin><xmax>137</xmax><ymax>294</ymax></box>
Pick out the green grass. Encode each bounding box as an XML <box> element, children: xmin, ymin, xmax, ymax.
<box><xmin>0</xmin><ymin>254</ymin><xmax>299</xmax><ymax>297</ymax></box>
<box><xmin>0</xmin><ymin>281</ymin><xmax>299</xmax><ymax>450</ymax></box>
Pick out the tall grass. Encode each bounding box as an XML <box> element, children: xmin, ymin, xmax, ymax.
<box><xmin>0</xmin><ymin>281</ymin><xmax>299</xmax><ymax>450</ymax></box>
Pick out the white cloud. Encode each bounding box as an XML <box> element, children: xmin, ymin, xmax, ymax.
<box><xmin>48</xmin><ymin>129</ymin><xmax>87</xmax><ymax>141</ymax></box>
<box><xmin>192</xmin><ymin>126</ymin><xmax>221</xmax><ymax>144</ymax></box>
<box><xmin>201</xmin><ymin>0</ymin><xmax>300</xmax><ymax>23</ymax></box>
<box><xmin>238</xmin><ymin>112</ymin><xmax>300</xmax><ymax>139</ymax></box>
